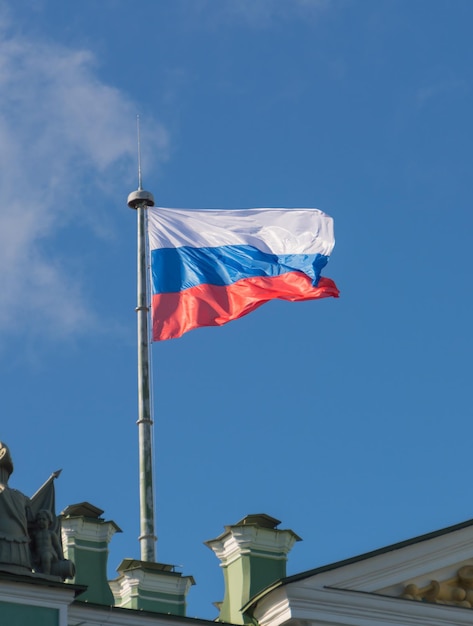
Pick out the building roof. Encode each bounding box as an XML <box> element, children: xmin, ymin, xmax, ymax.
<box><xmin>243</xmin><ymin>516</ymin><xmax>473</xmax><ymax>613</ymax></box>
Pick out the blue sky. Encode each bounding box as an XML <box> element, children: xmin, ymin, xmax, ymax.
<box><xmin>1</xmin><ymin>0</ymin><xmax>473</xmax><ymax>618</ymax></box>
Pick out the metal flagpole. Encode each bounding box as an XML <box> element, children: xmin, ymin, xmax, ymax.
<box><xmin>127</xmin><ymin>121</ymin><xmax>157</xmax><ymax>561</ymax></box>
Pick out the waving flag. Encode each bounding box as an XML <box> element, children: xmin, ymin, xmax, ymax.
<box><xmin>148</xmin><ymin>207</ymin><xmax>339</xmax><ymax>341</ymax></box>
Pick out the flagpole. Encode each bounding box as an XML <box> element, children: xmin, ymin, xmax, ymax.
<box><xmin>127</xmin><ymin>185</ymin><xmax>156</xmax><ymax>562</ymax></box>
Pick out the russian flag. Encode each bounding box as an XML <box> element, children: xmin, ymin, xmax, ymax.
<box><xmin>148</xmin><ymin>208</ymin><xmax>339</xmax><ymax>341</ymax></box>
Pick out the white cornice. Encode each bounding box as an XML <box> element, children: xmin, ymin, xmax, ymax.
<box><xmin>254</xmin><ymin>584</ymin><xmax>473</xmax><ymax>626</ymax></box>
<box><xmin>61</xmin><ymin>516</ymin><xmax>120</xmax><ymax>546</ymax></box>
<box><xmin>0</xmin><ymin>579</ymin><xmax>76</xmax><ymax>605</ymax></box>
<box><xmin>113</xmin><ymin>569</ymin><xmax>194</xmax><ymax>598</ymax></box>
<box><xmin>207</xmin><ymin>526</ymin><xmax>299</xmax><ymax>567</ymax></box>
<box><xmin>283</xmin><ymin>525</ymin><xmax>473</xmax><ymax>594</ymax></box>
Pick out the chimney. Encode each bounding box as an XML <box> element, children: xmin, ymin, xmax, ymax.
<box><xmin>61</xmin><ymin>502</ymin><xmax>121</xmax><ymax>606</ymax></box>
<box><xmin>206</xmin><ymin>514</ymin><xmax>301</xmax><ymax>624</ymax></box>
<box><xmin>110</xmin><ymin>559</ymin><xmax>195</xmax><ymax>615</ymax></box>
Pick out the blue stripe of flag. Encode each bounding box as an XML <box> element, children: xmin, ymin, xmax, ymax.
<box><xmin>150</xmin><ymin>245</ymin><xmax>329</xmax><ymax>294</ymax></box>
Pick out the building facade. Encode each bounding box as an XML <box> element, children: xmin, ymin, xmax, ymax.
<box><xmin>3</xmin><ymin>504</ymin><xmax>473</xmax><ymax>625</ymax></box>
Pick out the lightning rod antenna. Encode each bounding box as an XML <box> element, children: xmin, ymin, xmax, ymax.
<box><xmin>137</xmin><ymin>115</ymin><xmax>143</xmax><ymax>191</ymax></box>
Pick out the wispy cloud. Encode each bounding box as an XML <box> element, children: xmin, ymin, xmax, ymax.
<box><xmin>0</xmin><ymin>17</ymin><xmax>168</xmax><ymax>338</ymax></box>
<box><xmin>416</xmin><ymin>78</ymin><xmax>467</xmax><ymax>108</ymax></box>
<box><xmin>192</xmin><ymin>0</ymin><xmax>332</xmax><ymax>28</ymax></box>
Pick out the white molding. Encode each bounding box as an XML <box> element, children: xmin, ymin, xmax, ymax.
<box><xmin>251</xmin><ymin>526</ymin><xmax>473</xmax><ymax>626</ymax></box>
<box><xmin>291</xmin><ymin>525</ymin><xmax>473</xmax><ymax>593</ymax></box>
<box><xmin>208</xmin><ymin>526</ymin><xmax>299</xmax><ymax>567</ymax></box>
<box><xmin>65</xmin><ymin>543</ymin><xmax>109</xmax><ymax>554</ymax></box>
<box><xmin>254</xmin><ymin>584</ymin><xmax>473</xmax><ymax>626</ymax></box>
<box><xmin>61</xmin><ymin>516</ymin><xmax>119</xmax><ymax>546</ymax></box>
<box><xmin>111</xmin><ymin>568</ymin><xmax>194</xmax><ymax>607</ymax></box>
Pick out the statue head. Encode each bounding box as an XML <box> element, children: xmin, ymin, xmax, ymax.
<box><xmin>36</xmin><ymin>509</ymin><xmax>53</xmax><ymax>529</ymax></box>
<box><xmin>0</xmin><ymin>442</ymin><xmax>14</xmax><ymax>477</ymax></box>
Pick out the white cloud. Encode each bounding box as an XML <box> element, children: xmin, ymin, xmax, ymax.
<box><xmin>0</xmin><ymin>21</ymin><xmax>169</xmax><ymax>338</ymax></box>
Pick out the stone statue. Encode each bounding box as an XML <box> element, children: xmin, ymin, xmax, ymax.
<box><xmin>0</xmin><ymin>442</ymin><xmax>33</xmax><ymax>574</ymax></box>
<box><xmin>0</xmin><ymin>441</ymin><xmax>74</xmax><ymax>580</ymax></box>
<box><xmin>32</xmin><ymin>509</ymin><xmax>65</xmax><ymax>576</ymax></box>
